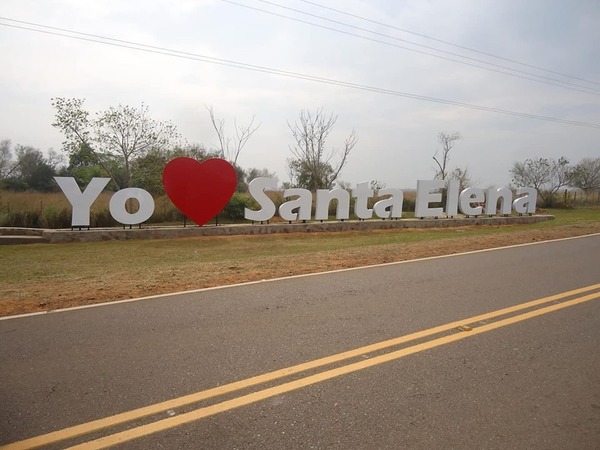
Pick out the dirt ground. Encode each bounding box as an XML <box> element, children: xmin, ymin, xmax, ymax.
<box><xmin>2</xmin><ymin>222</ymin><xmax>600</xmax><ymax>317</ymax></box>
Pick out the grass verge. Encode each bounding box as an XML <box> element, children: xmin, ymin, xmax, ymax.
<box><xmin>1</xmin><ymin>208</ymin><xmax>599</xmax><ymax>317</ymax></box>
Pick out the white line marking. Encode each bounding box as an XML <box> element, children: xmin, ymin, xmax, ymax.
<box><xmin>2</xmin><ymin>232</ymin><xmax>599</xmax><ymax>321</ymax></box>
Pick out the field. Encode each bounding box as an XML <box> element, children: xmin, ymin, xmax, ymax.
<box><xmin>1</xmin><ymin>208</ymin><xmax>599</xmax><ymax>317</ymax></box>
<box><xmin>0</xmin><ymin>190</ymin><xmax>183</xmax><ymax>228</ymax></box>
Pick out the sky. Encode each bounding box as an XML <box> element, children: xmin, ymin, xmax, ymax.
<box><xmin>1</xmin><ymin>0</ymin><xmax>599</xmax><ymax>189</ymax></box>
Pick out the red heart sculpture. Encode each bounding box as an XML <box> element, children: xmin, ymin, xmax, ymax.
<box><xmin>162</xmin><ymin>157</ymin><xmax>237</xmax><ymax>226</ymax></box>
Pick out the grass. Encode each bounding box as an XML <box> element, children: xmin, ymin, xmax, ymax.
<box><xmin>1</xmin><ymin>208</ymin><xmax>599</xmax><ymax>280</ymax></box>
<box><xmin>0</xmin><ymin>207</ymin><xmax>599</xmax><ymax>316</ymax></box>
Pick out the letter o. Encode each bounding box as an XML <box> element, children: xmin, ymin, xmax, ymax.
<box><xmin>109</xmin><ymin>188</ymin><xmax>155</xmax><ymax>225</ymax></box>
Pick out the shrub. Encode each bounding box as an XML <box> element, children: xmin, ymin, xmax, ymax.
<box><xmin>149</xmin><ymin>195</ymin><xmax>181</xmax><ymax>224</ymax></box>
<box><xmin>8</xmin><ymin>210</ymin><xmax>41</xmax><ymax>228</ymax></box>
<box><xmin>42</xmin><ymin>206</ymin><xmax>71</xmax><ymax>228</ymax></box>
<box><xmin>223</xmin><ymin>192</ymin><xmax>258</xmax><ymax>222</ymax></box>
<box><xmin>90</xmin><ymin>209</ymin><xmax>116</xmax><ymax>228</ymax></box>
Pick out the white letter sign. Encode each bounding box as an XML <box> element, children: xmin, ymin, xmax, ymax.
<box><xmin>109</xmin><ymin>188</ymin><xmax>155</xmax><ymax>225</ymax></box>
<box><xmin>245</xmin><ymin>177</ymin><xmax>277</xmax><ymax>221</ymax></box>
<box><xmin>54</xmin><ymin>177</ymin><xmax>110</xmax><ymax>227</ymax></box>
<box><xmin>513</xmin><ymin>187</ymin><xmax>537</xmax><ymax>214</ymax></box>
<box><xmin>415</xmin><ymin>180</ymin><xmax>445</xmax><ymax>218</ymax></box>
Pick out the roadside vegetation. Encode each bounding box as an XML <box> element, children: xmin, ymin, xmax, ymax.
<box><xmin>1</xmin><ymin>207</ymin><xmax>599</xmax><ymax>317</ymax></box>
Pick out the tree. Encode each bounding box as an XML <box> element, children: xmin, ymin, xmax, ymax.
<box><xmin>130</xmin><ymin>143</ymin><xmax>222</xmax><ymax>196</ymax></box>
<box><xmin>287</xmin><ymin>158</ymin><xmax>333</xmax><ymax>191</ymax></box>
<box><xmin>370</xmin><ymin>180</ymin><xmax>387</xmax><ymax>195</ymax></box>
<box><xmin>570</xmin><ymin>157</ymin><xmax>600</xmax><ymax>194</ymax></box>
<box><xmin>129</xmin><ymin>143</ymin><xmax>229</xmax><ymax>196</ymax></box>
<box><xmin>171</xmin><ymin>142</ymin><xmax>220</xmax><ymax>162</ymax></box>
<box><xmin>207</xmin><ymin>105</ymin><xmax>260</xmax><ymax>166</ymax></box>
<box><xmin>245</xmin><ymin>167</ymin><xmax>278</xmax><ymax>192</ymax></box>
<box><xmin>206</xmin><ymin>106</ymin><xmax>260</xmax><ymax>192</ymax></box>
<box><xmin>433</xmin><ymin>131</ymin><xmax>462</xmax><ymax>181</ymax></box>
<box><xmin>246</xmin><ymin>167</ymin><xmax>278</xmax><ymax>182</ymax></box>
<box><xmin>130</xmin><ymin>149</ymin><xmax>170</xmax><ymax>196</ymax></box>
<box><xmin>0</xmin><ymin>139</ymin><xmax>16</xmax><ymax>179</ymax></box>
<box><xmin>52</xmin><ymin>98</ymin><xmax>180</xmax><ymax>189</ymax></box>
<box><xmin>287</xmin><ymin>108</ymin><xmax>357</xmax><ymax>190</ymax></box>
<box><xmin>63</xmin><ymin>142</ymin><xmax>118</xmax><ymax>188</ymax></box>
<box><xmin>510</xmin><ymin>157</ymin><xmax>571</xmax><ymax>207</ymax></box>
<box><xmin>8</xmin><ymin>146</ymin><xmax>59</xmax><ymax>191</ymax></box>
<box><xmin>449</xmin><ymin>166</ymin><xmax>471</xmax><ymax>191</ymax></box>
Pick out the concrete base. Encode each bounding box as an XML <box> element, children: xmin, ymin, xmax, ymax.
<box><xmin>5</xmin><ymin>215</ymin><xmax>555</xmax><ymax>244</ymax></box>
<box><xmin>0</xmin><ymin>227</ymin><xmax>47</xmax><ymax>245</ymax></box>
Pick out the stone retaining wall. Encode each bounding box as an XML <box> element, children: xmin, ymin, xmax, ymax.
<box><xmin>39</xmin><ymin>215</ymin><xmax>554</xmax><ymax>243</ymax></box>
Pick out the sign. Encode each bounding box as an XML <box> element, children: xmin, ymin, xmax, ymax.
<box><xmin>246</xmin><ymin>178</ymin><xmax>537</xmax><ymax>221</ymax></box>
<box><xmin>54</xmin><ymin>177</ymin><xmax>155</xmax><ymax>226</ymax></box>
<box><xmin>55</xmin><ymin>157</ymin><xmax>537</xmax><ymax>227</ymax></box>
<box><xmin>162</xmin><ymin>157</ymin><xmax>237</xmax><ymax>226</ymax></box>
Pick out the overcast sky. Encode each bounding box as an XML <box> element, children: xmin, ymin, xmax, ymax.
<box><xmin>1</xmin><ymin>0</ymin><xmax>599</xmax><ymax>189</ymax></box>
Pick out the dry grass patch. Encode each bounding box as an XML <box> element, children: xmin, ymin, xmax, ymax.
<box><xmin>1</xmin><ymin>208</ymin><xmax>599</xmax><ymax>317</ymax></box>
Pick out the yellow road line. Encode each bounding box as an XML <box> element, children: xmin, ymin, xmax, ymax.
<box><xmin>69</xmin><ymin>291</ymin><xmax>600</xmax><ymax>449</ymax></box>
<box><xmin>3</xmin><ymin>283</ymin><xmax>600</xmax><ymax>450</ymax></box>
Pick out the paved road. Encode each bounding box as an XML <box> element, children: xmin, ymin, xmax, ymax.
<box><xmin>1</xmin><ymin>235</ymin><xmax>599</xmax><ymax>449</ymax></box>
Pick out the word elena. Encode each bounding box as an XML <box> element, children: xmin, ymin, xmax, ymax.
<box><xmin>246</xmin><ymin>178</ymin><xmax>537</xmax><ymax>222</ymax></box>
<box><xmin>53</xmin><ymin>174</ymin><xmax>537</xmax><ymax>227</ymax></box>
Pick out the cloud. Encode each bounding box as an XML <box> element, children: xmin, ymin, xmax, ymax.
<box><xmin>1</xmin><ymin>0</ymin><xmax>598</xmax><ymax>188</ymax></box>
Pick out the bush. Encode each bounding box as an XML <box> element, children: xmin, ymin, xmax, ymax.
<box><xmin>42</xmin><ymin>206</ymin><xmax>71</xmax><ymax>228</ymax></box>
<box><xmin>403</xmin><ymin>195</ymin><xmax>415</xmax><ymax>212</ymax></box>
<box><xmin>90</xmin><ymin>209</ymin><xmax>116</xmax><ymax>228</ymax></box>
<box><xmin>4</xmin><ymin>210</ymin><xmax>41</xmax><ymax>228</ymax></box>
<box><xmin>223</xmin><ymin>192</ymin><xmax>258</xmax><ymax>222</ymax></box>
<box><xmin>149</xmin><ymin>196</ymin><xmax>181</xmax><ymax>224</ymax></box>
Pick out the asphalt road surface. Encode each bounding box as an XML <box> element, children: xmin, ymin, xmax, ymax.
<box><xmin>1</xmin><ymin>234</ymin><xmax>599</xmax><ymax>449</ymax></box>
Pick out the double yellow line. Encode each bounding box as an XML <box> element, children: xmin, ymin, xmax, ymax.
<box><xmin>4</xmin><ymin>283</ymin><xmax>600</xmax><ymax>449</ymax></box>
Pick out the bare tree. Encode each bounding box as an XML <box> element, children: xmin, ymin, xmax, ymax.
<box><xmin>370</xmin><ymin>179</ymin><xmax>387</xmax><ymax>195</ymax></box>
<box><xmin>449</xmin><ymin>166</ymin><xmax>471</xmax><ymax>191</ymax></box>
<box><xmin>207</xmin><ymin>105</ymin><xmax>260</xmax><ymax>165</ymax></box>
<box><xmin>433</xmin><ymin>131</ymin><xmax>462</xmax><ymax>180</ymax></box>
<box><xmin>287</xmin><ymin>108</ymin><xmax>358</xmax><ymax>190</ymax></box>
<box><xmin>0</xmin><ymin>139</ymin><xmax>15</xmax><ymax>178</ymax></box>
<box><xmin>510</xmin><ymin>157</ymin><xmax>571</xmax><ymax>206</ymax></box>
<box><xmin>52</xmin><ymin>98</ymin><xmax>180</xmax><ymax>189</ymax></box>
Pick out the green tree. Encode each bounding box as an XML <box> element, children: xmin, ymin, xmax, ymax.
<box><xmin>52</xmin><ymin>98</ymin><xmax>180</xmax><ymax>189</ymax></box>
<box><xmin>7</xmin><ymin>146</ymin><xmax>59</xmax><ymax>191</ymax></box>
<box><xmin>131</xmin><ymin>143</ymin><xmax>223</xmax><ymax>196</ymax></box>
<box><xmin>130</xmin><ymin>149</ymin><xmax>170</xmax><ymax>196</ymax></box>
<box><xmin>171</xmin><ymin>142</ymin><xmax>220</xmax><ymax>161</ymax></box>
<box><xmin>287</xmin><ymin>158</ymin><xmax>333</xmax><ymax>191</ymax></box>
<box><xmin>246</xmin><ymin>167</ymin><xmax>278</xmax><ymax>183</ymax></box>
<box><xmin>63</xmin><ymin>143</ymin><xmax>118</xmax><ymax>189</ymax></box>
